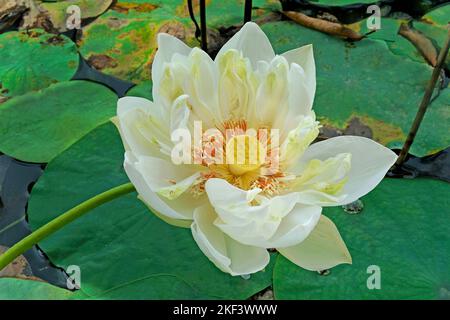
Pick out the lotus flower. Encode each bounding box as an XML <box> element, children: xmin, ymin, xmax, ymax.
<box><xmin>116</xmin><ymin>22</ymin><xmax>397</xmax><ymax>276</ymax></box>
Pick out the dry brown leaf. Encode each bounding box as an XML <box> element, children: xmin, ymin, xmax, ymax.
<box><xmin>282</xmin><ymin>11</ymin><xmax>364</xmax><ymax>41</ymax></box>
<box><xmin>398</xmin><ymin>23</ymin><xmax>438</xmax><ymax>67</ymax></box>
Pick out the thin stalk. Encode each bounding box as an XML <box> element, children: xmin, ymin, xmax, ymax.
<box><xmin>244</xmin><ymin>0</ymin><xmax>253</xmax><ymax>23</ymax></box>
<box><xmin>395</xmin><ymin>28</ymin><xmax>450</xmax><ymax>166</ymax></box>
<box><xmin>200</xmin><ymin>0</ymin><xmax>207</xmax><ymax>51</ymax></box>
<box><xmin>0</xmin><ymin>182</ymin><xmax>135</xmax><ymax>271</ymax></box>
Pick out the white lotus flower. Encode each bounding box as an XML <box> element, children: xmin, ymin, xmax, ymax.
<box><xmin>116</xmin><ymin>22</ymin><xmax>397</xmax><ymax>276</ymax></box>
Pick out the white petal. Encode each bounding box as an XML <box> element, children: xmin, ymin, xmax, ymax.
<box><xmin>191</xmin><ymin>204</ymin><xmax>270</xmax><ymax>276</ymax></box>
<box><xmin>169</xmin><ymin>94</ymin><xmax>191</xmax><ymax>132</ymax></box>
<box><xmin>279</xmin><ymin>112</ymin><xmax>320</xmax><ymax>169</ymax></box>
<box><xmin>134</xmin><ymin>155</ymin><xmax>201</xmax><ymax>200</ymax></box>
<box><xmin>216</xmin><ymin>22</ymin><xmax>275</xmax><ymax>67</ymax></box>
<box><xmin>287</xmin><ymin>63</ymin><xmax>314</xmax><ymax>118</ymax></box>
<box><xmin>184</xmin><ymin>48</ymin><xmax>220</xmax><ymax>127</ymax></box>
<box><xmin>206</xmin><ymin>179</ymin><xmax>311</xmax><ymax>248</ymax></box>
<box><xmin>216</xmin><ymin>49</ymin><xmax>257</xmax><ymax>122</ymax></box>
<box><xmin>265</xmin><ymin>204</ymin><xmax>322</xmax><ymax>248</ymax></box>
<box><xmin>281</xmin><ymin>44</ymin><xmax>316</xmax><ymax>106</ymax></box>
<box><xmin>205</xmin><ymin>178</ymin><xmax>262</xmax><ymax>226</ymax></box>
<box><xmin>293</xmin><ymin>136</ymin><xmax>397</xmax><ymax>205</ymax></box>
<box><xmin>255</xmin><ymin>56</ymin><xmax>289</xmax><ymax>128</ymax></box>
<box><xmin>278</xmin><ymin>215</ymin><xmax>352</xmax><ymax>271</ymax></box>
<box><xmin>117</xmin><ymin>96</ymin><xmax>151</xmax><ymax>117</ymax></box>
<box><xmin>124</xmin><ymin>152</ymin><xmax>204</xmax><ymax>220</ymax></box>
<box><xmin>116</xmin><ymin>97</ymin><xmax>169</xmax><ymax>159</ymax></box>
<box><xmin>152</xmin><ymin>33</ymin><xmax>192</xmax><ymax>100</ymax></box>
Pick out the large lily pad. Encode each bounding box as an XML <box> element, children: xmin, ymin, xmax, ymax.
<box><xmin>27</xmin><ymin>122</ymin><xmax>274</xmax><ymax>299</ymax></box>
<box><xmin>0</xmin><ymin>278</ymin><xmax>83</xmax><ymax>300</ymax></box>
<box><xmin>0</xmin><ymin>81</ymin><xmax>117</xmax><ymax>163</ymax></box>
<box><xmin>0</xmin><ymin>29</ymin><xmax>78</xmax><ymax>101</ymax></box>
<box><xmin>273</xmin><ymin>178</ymin><xmax>450</xmax><ymax>299</ymax></box>
<box><xmin>262</xmin><ymin>21</ymin><xmax>450</xmax><ymax>156</ymax></box>
<box><xmin>422</xmin><ymin>3</ymin><xmax>450</xmax><ymax>26</ymax></box>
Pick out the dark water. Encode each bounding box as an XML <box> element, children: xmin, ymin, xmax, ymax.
<box><xmin>0</xmin><ymin>154</ymin><xmax>68</xmax><ymax>288</ymax></box>
<box><xmin>388</xmin><ymin>147</ymin><xmax>450</xmax><ymax>182</ymax></box>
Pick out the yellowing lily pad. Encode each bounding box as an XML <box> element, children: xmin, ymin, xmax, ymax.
<box><xmin>0</xmin><ymin>29</ymin><xmax>78</xmax><ymax>100</ymax></box>
<box><xmin>39</xmin><ymin>0</ymin><xmax>113</xmax><ymax>32</ymax></box>
<box><xmin>77</xmin><ymin>0</ymin><xmax>281</xmax><ymax>82</ymax></box>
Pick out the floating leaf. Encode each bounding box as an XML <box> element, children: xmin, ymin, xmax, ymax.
<box><xmin>422</xmin><ymin>3</ymin><xmax>450</xmax><ymax>26</ymax></box>
<box><xmin>273</xmin><ymin>178</ymin><xmax>450</xmax><ymax>299</ymax></box>
<box><xmin>0</xmin><ymin>81</ymin><xmax>117</xmax><ymax>163</ymax></box>
<box><xmin>0</xmin><ymin>278</ymin><xmax>84</xmax><ymax>300</ymax></box>
<box><xmin>0</xmin><ymin>29</ymin><xmax>78</xmax><ymax>100</ymax></box>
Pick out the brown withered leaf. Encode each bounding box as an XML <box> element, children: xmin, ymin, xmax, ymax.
<box><xmin>282</xmin><ymin>11</ymin><xmax>363</xmax><ymax>41</ymax></box>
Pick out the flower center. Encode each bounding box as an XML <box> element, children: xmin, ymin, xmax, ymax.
<box><xmin>226</xmin><ymin>135</ymin><xmax>266</xmax><ymax>176</ymax></box>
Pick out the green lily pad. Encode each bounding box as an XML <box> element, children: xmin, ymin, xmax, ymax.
<box><xmin>0</xmin><ymin>29</ymin><xmax>78</xmax><ymax>101</ymax></box>
<box><xmin>273</xmin><ymin>178</ymin><xmax>450</xmax><ymax>299</ymax></box>
<box><xmin>262</xmin><ymin>21</ymin><xmax>450</xmax><ymax>156</ymax></box>
<box><xmin>355</xmin><ymin>18</ymin><xmax>427</xmax><ymax>64</ymax></box>
<box><xmin>0</xmin><ymin>81</ymin><xmax>117</xmax><ymax>163</ymax></box>
<box><xmin>27</xmin><ymin>122</ymin><xmax>274</xmax><ymax>299</ymax></box>
<box><xmin>0</xmin><ymin>278</ymin><xmax>84</xmax><ymax>300</ymax></box>
<box><xmin>422</xmin><ymin>3</ymin><xmax>450</xmax><ymax>26</ymax></box>
<box><xmin>126</xmin><ymin>80</ymin><xmax>153</xmax><ymax>99</ymax></box>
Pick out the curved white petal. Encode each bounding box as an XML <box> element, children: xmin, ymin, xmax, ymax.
<box><xmin>293</xmin><ymin>136</ymin><xmax>397</xmax><ymax>206</ymax></box>
<box><xmin>134</xmin><ymin>155</ymin><xmax>202</xmax><ymax>200</ymax></box>
<box><xmin>279</xmin><ymin>112</ymin><xmax>320</xmax><ymax>169</ymax></box>
<box><xmin>205</xmin><ymin>179</ymin><xmax>316</xmax><ymax>248</ymax></box>
<box><xmin>288</xmin><ymin>63</ymin><xmax>314</xmax><ymax>118</ymax></box>
<box><xmin>184</xmin><ymin>48</ymin><xmax>220</xmax><ymax>126</ymax></box>
<box><xmin>281</xmin><ymin>44</ymin><xmax>316</xmax><ymax>106</ymax></box>
<box><xmin>216</xmin><ymin>22</ymin><xmax>275</xmax><ymax>67</ymax></box>
<box><xmin>205</xmin><ymin>178</ymin><xmax>265</xmax><ymax>226</ymax></box>
<box><xmin>116</xmin><ymin>97</ymin><xmax>170</xmax><ymax>160</ymax></box>
<box><xmin>191</xmin><ymin>204</ymin><xmax>270</xmax><ymax>276</ymax></box>
<box><xmin>255</xmin><ymin>56</ymin><xmax>289</xmax><ymax>128</ymax></box>
<box><xmin>264</xmin><ymin>204</ymin><xmax>322</xmax><ymax>248</ymax></box>
<box><xmin>278</xmin><ymin>215</ymin><xmax>352</xmax><ymax>271</ymax></box>
<box><xmin>124</xmin><ymin>152</ymin><xmax>205</xmax><ymax>220</ymax></box>
<box><xmin>152</xmin><ymin>33</ymin><xmax>192</xmax><ymax>101</ymax></box>
<box><xmin>117</xmin><ymin>96</ymin><xmax>151</xmax><ymax>117</ymax></box>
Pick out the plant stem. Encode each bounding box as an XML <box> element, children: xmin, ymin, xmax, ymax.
<box><xmin>395</xmin><ymin>28</ymin><xmax>450</xmax><ymax>166</ymax></box>
<box><xmin>200</xmin><ymin>0</ymin><xmax>207</xmax><ymax>51</ymax></box>
<box><xmin>244</xmin><ymin>0</ymin><xmax>252</xmax><ymax>23</ymax></box>
<box><xmin>0</xmin><ymin>182</ymin><xmax>135</xmax><ymax>271</ymax></box>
